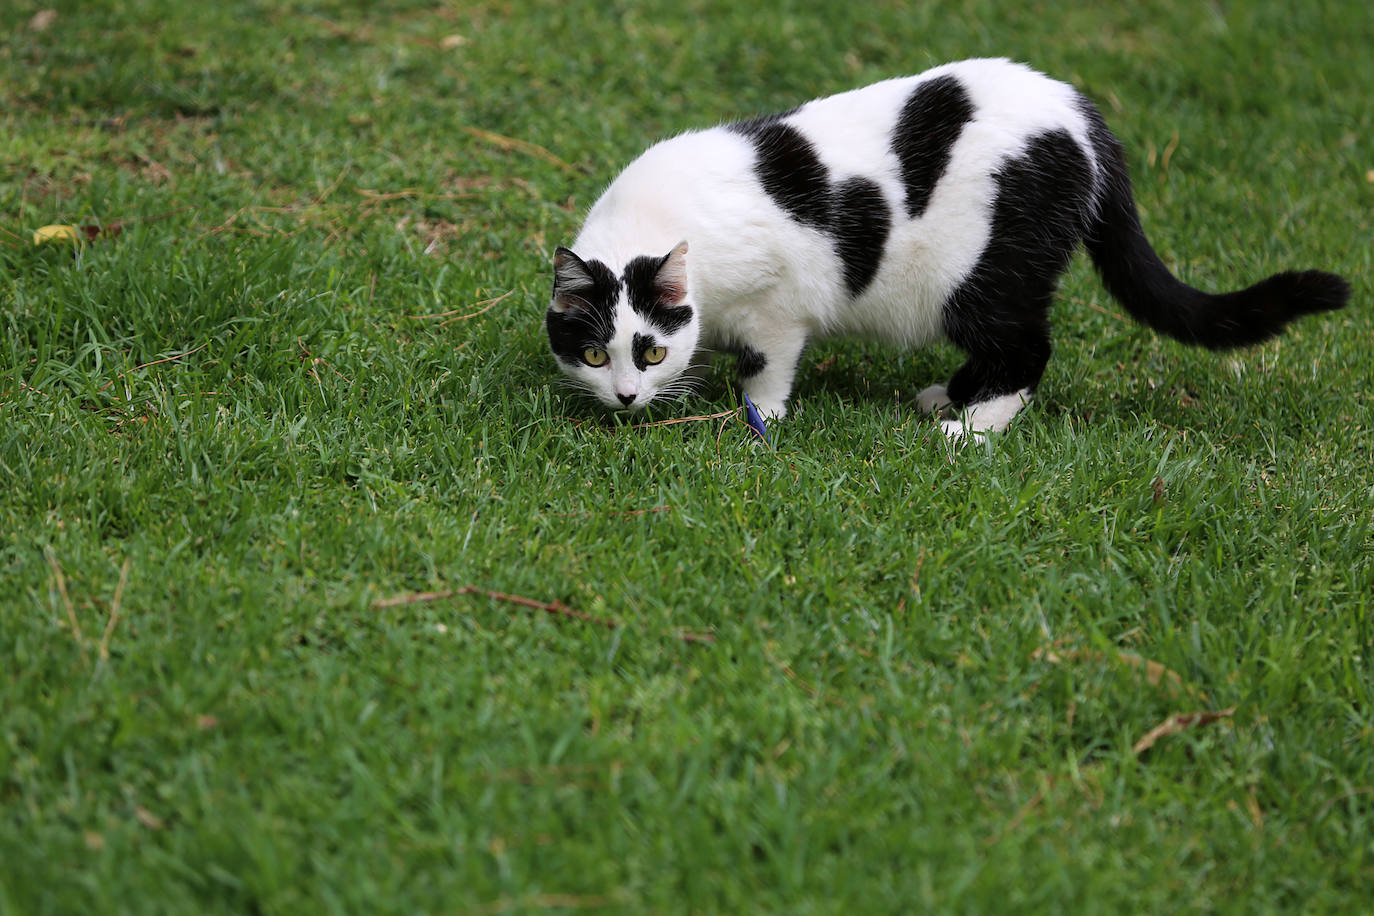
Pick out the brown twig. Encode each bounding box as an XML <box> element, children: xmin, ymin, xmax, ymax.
<box><xmin>372</xmin><ymin>585</ymin><xmax>716</xmax><ymax>646</ymax></box>
<box><xmin>1032</xmin><ymin>645</ymin><xmax>1208</xmax><ymax>702</ymax></box>
<box><xmin>1069</xmin><ymin>296</ymin><xmax>1128</xmax><ymax>324</ymax></box>
<box><xmin>629</xmin><ymin>408</ymin><xmax>738</xmax><ymax>430</ymax></box>
<box><xmin>409</xmin><ymin>288</ymin><xmax>514</xmax><ymax>322</ymax></box>
<box><xmin>1131</xmin><ymin>707</ymin><xmax>1235</xmax><ymax>756</ymax></box>
<box><xmin>549</xmin><ymin>505</ymin><xmax>672</xmax><ymax>519</ymax></box>
<box><xmin>45</xmin><ymin>548</ymin><xmax>87</xmax><ymax>668</ymax></box>
<box><xmin>463</xmin><ymin>126</ymin><xmax>579</xmax><ymax>174</ymax></box>
<box><xmin>99</xmin><ymin>557</ymin><xmax>132</xmax><ymax>662</ymax></box>
<box><xmin>373</xmin><ymin>586</ymin><xmax>617</xmax><ymax>629</ymax></box>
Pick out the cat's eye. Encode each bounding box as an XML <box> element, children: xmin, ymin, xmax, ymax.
<box><xmin>643</xmin><ymin>346</ymin><xmax>667</xmax><ymax>365</ymax></box>
<box><xmin>583</xmin><ymin>348</ymin><xmax>609</xmax><ymax>367</ymax></box>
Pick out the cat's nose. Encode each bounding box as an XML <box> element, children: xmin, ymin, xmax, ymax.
<box><xmin>617</xmin><ymin>392</ymin><xmax>636</xmax><ymax>407</ymax></box>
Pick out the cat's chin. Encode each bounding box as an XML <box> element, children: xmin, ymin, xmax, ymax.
<box><xmin>600</xmin><ymin>397</ymin><xmax>651</xmax><ymax>414</ymax></box>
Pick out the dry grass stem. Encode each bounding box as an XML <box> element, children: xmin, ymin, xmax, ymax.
<box><xmin>45</xmin><ymin>548</ymin><xmax>87</xmax><ymax>668</ymax></box>
<box><xmin>99</xmin><ymin>557</ymin><xmax>133</xmax><ymax>662</ymax></box>
<box><xmin>463</xmin><ymin>126</ymin><xmax>579</xmax><ymax>174</ymax></box>
<box><xmin>1032</xmin><ymin>645</ymin><xmax>1208</xmax><ymax>702</ymax></box>
<box><xmin>1132</xmin><ymin>707</ymin><xmax>1236</xmax><ymax>756</ymax></box>
<box><xmin>630</xmin><ymin>408</ymin><xmax>738</xmax><ymax>429</ymax></box>
<box><xmin>374</xmin><ymin>585</ymin><xmax>618</xmax><ymax>629</ymax></box>
<box><xmin>409</xmin><ymin>288</ymin><xmax>514</xmax><ymax>322</ymax></box>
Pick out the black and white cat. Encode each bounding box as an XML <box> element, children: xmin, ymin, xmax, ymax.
<box><xmin>545</xmin><ymin>58</ymin><xmax>1349</xmax><ymax>439</ymax></box>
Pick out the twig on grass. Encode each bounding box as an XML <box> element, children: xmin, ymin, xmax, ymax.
<box><xmin>629</xmin><ymin>408</ymin><xmax>738</xmax><ymax>430</ymax></box>
<box><xmin>548</xmin><ymin>505</ymin><xmax>672</xmax><ymax>519</ymax></box>
<box><xmin>1068</xmin><ymin>296</ymin><xmax>1128</xmax><ymax>324</ymax></box>
<box><xmin>373</xmin><ymin>585</ymin><xmax>618</xmax><ymax>629</ymax></box>
<box><xmin>1131</xmin><ymin>707</ymin><xmax>1235</xmax><ymax>756</ymax></box>
<box><xmin>98</xmin><ymin>557</ymin><xmax>132</xmax><ymax>662</ymax></box>
<box><xmin>373</xmin><ymin>585</ymin><xmax>716</xmax><ymax>645</ymax></box>
<box><xmin>408</xmin><ymin>288</ymin><xmax>514</xmax><ymax>324</ymax></box>
<box><xmin>44</xmin><ymin>548</ymin><xmax>87</xmax><ymax>668</ymax></box>
<box><xmin>463</xmin><ymin>126</ymin><xmax>579</xmax><ymax>174</ymax></box>
<box><xmin>1032</xmin><ymin>644</ymin><xmax>1208</xmax><ymax>702</ymax></box>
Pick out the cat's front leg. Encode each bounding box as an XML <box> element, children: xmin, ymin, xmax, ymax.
<box><xmin>735</xmin><ymin>333</ymin><xmax>807</xmax><ymax>420</ymax></box>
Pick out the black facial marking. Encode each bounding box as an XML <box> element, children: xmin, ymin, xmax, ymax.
<box><xmin>623</xmin><ymin>255</ymin><xmax>693</xmax><ymax>334</ymax></box>
<box><xmin>729</xmin><ymin>118</ymin><xmax>831</xmax><ymax>230</ymax></box>
<box><xmin>892</xmin><ymin>75</ymin><xmax>975</xmax><ymax>219</ymax></box>
<box><xmin>546</xmin><ymin>257</ymin><xmax>621</xmax><ymax>366</ymax></box>
<box><xmin>735</xmin><ymin>345</ymin><xmax>768</xmax><ymax>379</ymax></box>
<box><xmin>631</xmin><ymin>331</ymin><xmax>658</xmax><ymax>371</ymax></box>
<box><xmin>941</xmin><ymin>129</ymin><xmax>1096</xmax><ymax>405</ymax></box>
<box><xmin>832</xmin><ymin>177</ymin><xmax>891</xmax><ymax>297</ymax></box>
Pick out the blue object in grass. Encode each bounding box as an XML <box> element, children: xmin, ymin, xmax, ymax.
<box><xmin>742</xmin><ymin>392</ymin><xmax>770</xmax><ymax>444</ymax></box>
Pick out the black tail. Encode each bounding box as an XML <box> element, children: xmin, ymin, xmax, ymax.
<box><xmin>1080</xmin><ymin>105</ymin><xmax>1350</xmax><ymax>350</ymax></box>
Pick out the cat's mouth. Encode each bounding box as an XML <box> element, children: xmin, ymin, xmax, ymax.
<box><xmin>605</xmin><ymin>395</ymin><xmax>651</xmax><ymax>413</ymax></box>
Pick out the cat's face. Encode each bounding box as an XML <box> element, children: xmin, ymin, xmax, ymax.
<box><xmin>545</xmin><ymin>241</ymin><xmax>699</xmax><ymax>412</ymax></box>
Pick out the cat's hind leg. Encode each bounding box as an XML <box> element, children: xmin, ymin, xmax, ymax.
<box><xmin>931</xmin><ymin>124</ymin><xmax>1094</xmax><ymax>441</ymax></box>
<box><xmin>938</xmin><ymin>288</ymin><xmax>1054</xmax><ymax>442</ymax></box>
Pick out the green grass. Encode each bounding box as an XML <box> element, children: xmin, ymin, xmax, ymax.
<box><xmin>2</xmin><ymin>1</ymin><xmax>1371</xmax><ymax>912</ymax></box>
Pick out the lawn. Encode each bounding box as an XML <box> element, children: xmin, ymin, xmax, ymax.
<box><xmin>2</xmin><ymin>1</ymin><xmax>1371</xmax><ymax>912</ymax></box>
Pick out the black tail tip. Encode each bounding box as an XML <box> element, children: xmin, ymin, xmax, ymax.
<box><xmin>1273</xmin><ymin>269</ymin><xmax>1352</xmax><ymax>316</ymax></box>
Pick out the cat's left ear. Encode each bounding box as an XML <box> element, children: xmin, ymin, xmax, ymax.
<box><xmin>551</xmin><ymin>246</ymin><xmax>594</xmax><ymax>313</ymax></box>
<box><xmin>655</xmin><ymin>240</ymin><xmax>690</xmax><ymax>306</ymax></box>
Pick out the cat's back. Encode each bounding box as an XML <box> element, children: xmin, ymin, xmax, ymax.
<box><xmin>574</xmin><ymin>59</ymin><xmax>1103</xmax><ymax>342</ymax></box>
<box><xmin>783</xmin><ymin>58</ymin><xmax>1091</xmax><ymax>176</ymax></box>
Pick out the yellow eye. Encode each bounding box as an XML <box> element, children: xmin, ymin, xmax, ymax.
<box><xmin>583</xmin><ymin>348</ymin><xmax>608</xmax><ymax>367</ymax></box>
<box><xmin>643</xmin><ymin>346</ymin><xmax>667</xmax><ymax>365</ymax></box>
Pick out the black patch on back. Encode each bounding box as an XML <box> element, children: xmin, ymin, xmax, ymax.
<box><xmin>735</xmin><ymin>345</ymin><xmax>768</xmax><ymax>378</ymax></box>
<box><xmin>940</xmin><ymin>129</ymin><xmax>1097</xmax><ymax>405</ymax></box>
<box><xmin>730</xmin><ymin>109</ymin><xmax>891</xmax><ymax>299</ymax></box>
<box><xmin>832</xmin><ymin>177</ymin><xmax>891</xmax><ymax>297</ymax></box>
<box><xmin>729</xmin><ymin>107</ymin><xmax>801</xmax><ymax>133</ymax></box>
<box><xmin>545</xmin><ymin>258</ymin><xmax>621</xmax><ymax>365</ymax></box>
<box><xmin>729</xmin><ymin>118</ymin><xmax>830</xmax><ymax>229</ymax></box>
<box><xmin>892</xmin><ymin>75</ymin><xmax>975</xmax><ymax>219</ymax></box>
<box><xmin>623</xmin><ymin>255</ymin><xmax>693</xmax><ymax>334</ymax></box>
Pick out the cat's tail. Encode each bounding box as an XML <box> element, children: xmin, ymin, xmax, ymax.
<box><xmin>1080</xmin><ymin>106</ymin><xmax>1349</xmax><ymax>350</ymax></box>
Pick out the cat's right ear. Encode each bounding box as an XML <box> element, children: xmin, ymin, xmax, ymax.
<box><xmin>551</xmin><ymin>247</ymin><xmax>593</xmax><ymax>313</ymax></box>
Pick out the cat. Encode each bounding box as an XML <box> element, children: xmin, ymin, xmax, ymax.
<box><xmin>544</xmin><ymin>58</ymin><xmax>1350</xmax><ymax>440</ymax></box>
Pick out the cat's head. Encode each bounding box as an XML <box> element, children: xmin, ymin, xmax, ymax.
<box><xmin>545</xmin><ymin>240</ymin><xmax>699</xmax><ymax>412</ymax></box>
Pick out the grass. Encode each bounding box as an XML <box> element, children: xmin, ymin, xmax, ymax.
<box><xmin>2</xmin><ymin>0</ymin><xmax>1371</xmax><ymax>912</ymax></box>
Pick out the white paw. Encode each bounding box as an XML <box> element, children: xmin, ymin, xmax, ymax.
<box><xmin>746</xmin><ymin>395</ymin><xmax>788</xmax><ymax>420</ymax></box>
<box><xmin>917</xmin><ymin>385</ymin><xmax>951</xmax><ymax>414</ymax></box>
<box><xmin>747</xmin><ymin>390</ymin><xmax>791</xmax><ymax>422</ymax></box>
<box><xmin>937</xmin><ymin>388</ymin><xmax>1031</xmax><ymax>443</ymax></box>
<box><xmin>940</xmin><ymin>418</ymin><xmax>987</xmax><ymax>444</ymax></box>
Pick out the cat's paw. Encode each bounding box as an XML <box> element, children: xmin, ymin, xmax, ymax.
<box><xmin>917</xmin><ymin>385</ymin><xmax>951</xmax><ymax>414</ymax></box>
<box><xmin>746</xmin><ymin>396</ymin><xmax>788</xmax><ymax>420</ymax></box>
<box><xmin>939</xmin><ymin>418</ymin><xmax>987</xmax><ymax>445</ymax></box>
<box><xmin>936</xmin><ymin>389</ymin><xmax>1031</xmax><ymax>444</ymax></box>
